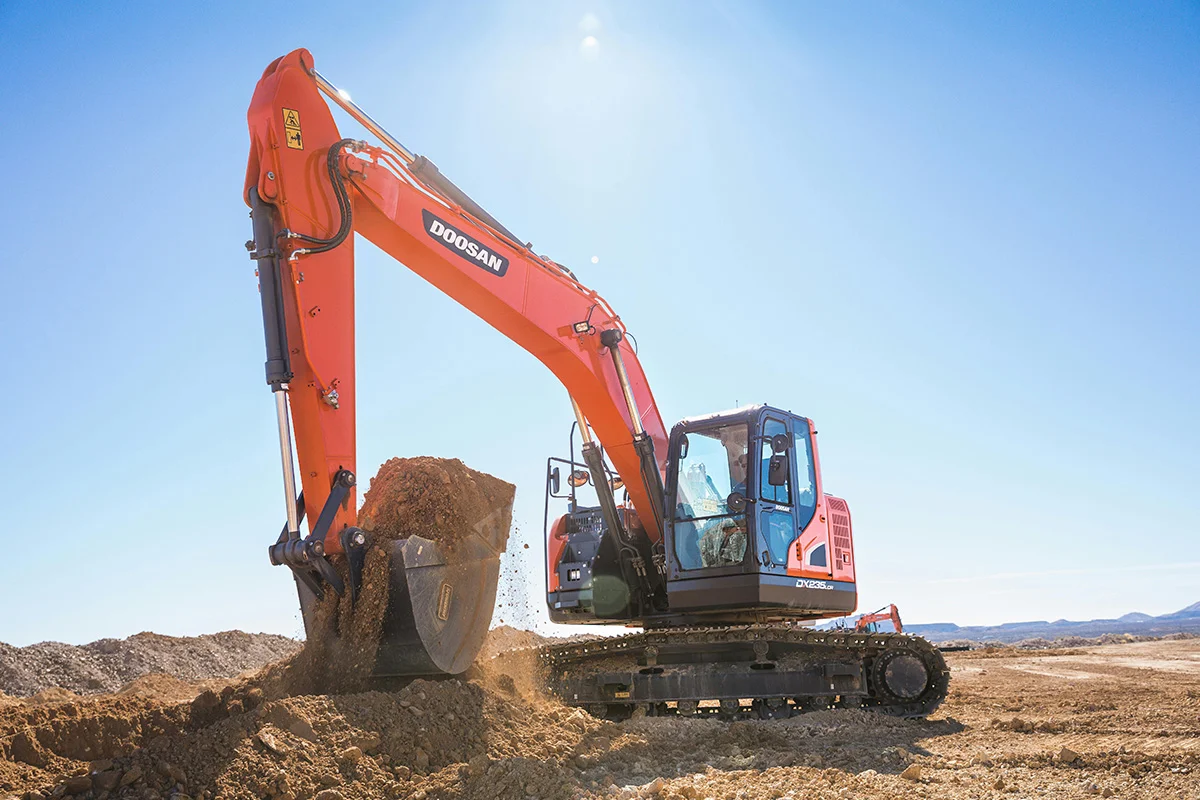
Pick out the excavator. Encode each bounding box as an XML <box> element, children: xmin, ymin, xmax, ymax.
<box><xmin>243</xmin><ymin>49</ymin><xmax>949</xmax><ymax>718</ymax></box>
<box><xmin>854</xmin><ymin>604</ymin><xmax>904</xmax><ymax>634</ymax></box>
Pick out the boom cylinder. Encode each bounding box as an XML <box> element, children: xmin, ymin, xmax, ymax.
<box><xmin>600</xmin><ymin>330</ymin><xmax>667</xmax><ymax>534</ymax></box>
<box><xmin>600</xmin><ymin>330</ymin><xmax>644</xmax><ymax>436</ymax></box>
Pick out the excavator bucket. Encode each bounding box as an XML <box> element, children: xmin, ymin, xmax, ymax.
<box><xmin>294</xmin><ymin>457</ymin><xmax>513</xmax><ymax>679</ymax></box>
<box><xmin>293</xmin><ymin>527</ymin><xmax>505</xmax><ymax>677</ymax></box>
<box><xmin>373</xmin><ymin>530</ymin><xmax>503</xmax><ymax>676</ymax></box>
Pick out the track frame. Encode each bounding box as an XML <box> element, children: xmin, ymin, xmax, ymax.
<box><xmin>540</xmin><ymin>625</ymin><xmax>950</xmax><ymax>720</ymax></box>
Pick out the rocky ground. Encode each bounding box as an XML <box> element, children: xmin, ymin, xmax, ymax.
<box><xmin>0</xmin><ymin>634</ymin><xmax>1196</xmax><ymax>800</ymax></box>
<box><xmin>0</xmin><ymin>633</ymin><xmax>301</xmax><ymax>698</ymax></box>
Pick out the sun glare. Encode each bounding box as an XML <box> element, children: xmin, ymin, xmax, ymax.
<box><xmin>580</xmin><ymin>35</ymin><xmax>600</xmax><ymax>59</ymax></box>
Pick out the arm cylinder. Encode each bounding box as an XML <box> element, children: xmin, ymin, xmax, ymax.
<box><xmin>248</xmin><ymin>188</ymin><xmax>301</xmax><ymax>537</ymax></box>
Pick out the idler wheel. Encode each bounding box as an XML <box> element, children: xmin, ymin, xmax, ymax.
<box><xmin>879</xmin><ymin>652</ymin><xmax>929</xmax><ymax>700</ymax></box>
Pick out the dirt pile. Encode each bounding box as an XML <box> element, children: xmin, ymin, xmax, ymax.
<box><xmin>2</xmin><ymin>660</ymin><xmax>595</xmax><ymax>800</ymax></box>
<box><xmin>253</xmin><ymin>458</ymin><xmax>515</xmax><ymax>698</ymax></box>
<box><xmin>0</xmin><ymin>632</ymin><xmax>300</xmax><ymax>698</ymax></box>
<box><xmin>1</xmin><ymin>637</ymin><xmax>1198</xmax><ymax>799</ymax></box>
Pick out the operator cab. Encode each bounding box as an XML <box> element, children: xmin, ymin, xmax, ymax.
<box><xmin>663</xmin><ymin>405</ymin><xmax>856</xmax><ymax>620</ymax></box>
<box><xmin>544</xmin><ymin>405</ymin><xmax>857</xmax><ymax>626</ymax></box>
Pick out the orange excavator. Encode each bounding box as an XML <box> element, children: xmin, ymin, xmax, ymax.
<box><xmin>855</xmin><ymin>605</ymin><xmax>904</xmax><ymax>634</ymax></box>
<box><xmin>244</xmin><ymin>50</ymin><xmax>948</xmax><ymax>718</ymax></box>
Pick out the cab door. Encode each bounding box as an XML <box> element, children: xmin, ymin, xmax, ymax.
<box><xmin>788</xmin><ymin>418</ymin><xmax>833</xmax><ymax>579</ymax></box>
<box><xmin>756</xmin><ymin>414</ymin><xmax>797</xmax><ymax>573</ymax></box>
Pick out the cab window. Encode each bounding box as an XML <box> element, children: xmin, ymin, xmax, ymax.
<box><xmin>794</xmin><ymin>427</ymin><xmax>818</xmax><ymax>528</ymax></box>
<box><xmin>673</xmin><ymin>424</ymin><xmax>749</xmax><ymax>570</ymax></box>
<box><xmin>763</xmin><ymin>510</ymin><xmax>793</xmax><ymax>565</ymax></box>
<box><xmin>760</xmin><ymin>417</ymin><xmax>790</xmax><ymax>505</ymax></box>
<box><xmin>674</xmin><ymin>424</ymin><xmax>748</xmax><ymax>520</ymax></box>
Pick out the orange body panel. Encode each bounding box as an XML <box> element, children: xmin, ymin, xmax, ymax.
<box><xmin>245</xmin><ymin>50</ymin><xmax>669</xmax><ymax>551</ymax></box>
<box><xmin>785</xmin><ymin>420</ymin><xmax>855</xmax><ymax>583</ymax></box>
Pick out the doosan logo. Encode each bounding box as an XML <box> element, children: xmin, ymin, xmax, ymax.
<box><xmin>421</xmin><ymin>210</ymin><xmax>509</xmax><ymax>277</ymax></box>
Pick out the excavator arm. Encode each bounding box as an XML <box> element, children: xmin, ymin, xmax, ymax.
<box><xmin>854</xmin><ymin>604</ymin><xmax>904</xmax><ymax>634</ymax></box>
<box><xmin>244</xmin><ymin>49</ymin><xmax>668</xmax><ymax>570</ymax></box>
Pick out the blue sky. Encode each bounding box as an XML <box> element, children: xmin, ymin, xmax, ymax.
<box><xmin>0</xmin><ymin>1</ymin><xmax>1196</xmax><ymax>646</ymax></box>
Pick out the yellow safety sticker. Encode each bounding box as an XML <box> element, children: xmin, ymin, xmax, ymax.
<box><xmin>282</xmin><ymin>108</ymin><xmax>303</xmax><ymax>150</ymax></box>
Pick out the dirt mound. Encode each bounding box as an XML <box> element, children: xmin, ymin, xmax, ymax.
<box><xmin>0</xmin><ymin>631</ymin><xmax>300</xmax><ymax>698</ymax></box>
<box><xmin>3</xmin><ymin>665</ymin><xmax>595</xmax><ymax>800</ymax></box>
<box><xmin>2</xmin><ymin>638</ymin><xmax>1199</xmax><ymax>799</ymax></box>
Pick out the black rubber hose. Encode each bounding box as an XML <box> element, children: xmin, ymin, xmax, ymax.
<box><xmin>281</xmin><ymin>138</ymin><xmax>357</xmax><ymax>254</ymax></box>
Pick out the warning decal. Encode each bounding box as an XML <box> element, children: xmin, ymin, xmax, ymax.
<box><xmin>282</xmin><ymin>107</ymin><xmax>303</xmax><ymax>150</ymax></box>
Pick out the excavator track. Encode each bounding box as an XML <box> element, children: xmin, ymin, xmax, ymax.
<box><xmin>539</xmin><ymin>624</ymin><xmax>949</xmax><ymax>720</ymax></box>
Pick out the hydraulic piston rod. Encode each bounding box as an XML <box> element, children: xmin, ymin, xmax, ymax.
<box><xmin>570</xmin><ymin>396</ymin><xmax>594</xmax><ymax>444</ymax></box>
<box><xmin>600</xmin><ymin>330</ymin><xmax>645</xmax><ymax>436</ymax></box>
<box><xmin>310</xmin><ymin>68</ymin><xmax>416</xmax><ymax>164</ymax></box>
<box><xmin>274</xmin><ymin>387</ymin><xmax>301</xmax><ymax>537</ymax></box>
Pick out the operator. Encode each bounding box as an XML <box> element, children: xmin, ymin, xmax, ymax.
<box><xmin>699</xmin><ymin>518</ymin><xmax>747</xmax><ymax>567</ymax></box>
<box><xmin>729</xmin><ymin>452</ymin><xmax>748</xmax><ymax>498</ymax></box>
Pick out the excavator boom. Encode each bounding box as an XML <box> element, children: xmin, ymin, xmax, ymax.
<box><xmin>245</xmin><ymin>49</ymin><xmax>668</xmax><ymax>561</ymax></box>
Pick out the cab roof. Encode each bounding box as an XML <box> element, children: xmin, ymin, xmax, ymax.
<box><xmin>671</xmin><ymin>404</ymin><xmax>807</xmax><ymax>434</ymax></box>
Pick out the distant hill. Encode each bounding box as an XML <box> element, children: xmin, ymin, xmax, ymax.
<box><xmin>1156</xmin><ymin>601</ymin><xmax>1200</xmax><ymax>621</ymax></box>
<box><xmin>833</xmin><ymin>602</ymin><xmax>1200</xmax><ymax>644</ymax></box>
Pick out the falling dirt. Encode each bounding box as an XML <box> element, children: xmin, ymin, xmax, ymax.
<box><xmin>249</xmin><ymin>458</ymin><xmax>515</xmax><ymax>700</ymax></box>
<box><xmin>2</xmin><ymin>636</ymin><xmax>1197</xmax><ymax>799</ymax></box>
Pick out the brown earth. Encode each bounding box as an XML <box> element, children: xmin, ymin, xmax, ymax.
<box><xmin>1</xmin><ymin>635</ymin><xmax>1197</xmax><ymax>800</ymax></box>
<box><xmin>358</xmin><ymin>457</ymin><xmax>515</xmax><ymax>557</ymax></box>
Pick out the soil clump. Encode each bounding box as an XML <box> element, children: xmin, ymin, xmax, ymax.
<box><xmin>358</xmin><ymin>457</ymin><xmax>515</xmax><ymax>557</ymax></box>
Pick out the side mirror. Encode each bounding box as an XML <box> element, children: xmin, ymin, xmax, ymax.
<box><xmin>768</xmin><ymin>454</ymin><xmax>789</xmax><ymax>486</ymax></box>
<box><xmin>679</xmin><ymin>434</ymin><xmax>690</xmax><ymax>460</ymax></box>
<box><xmin>770</xmin><ymin>433</ymin><xmax>790</xmax><ymax>454</ymax></box>
<box><xmin>549</xmin><ymin>466</ymin><xmax>561</xmax><ymax>495</ymax></box>
<box><xmin>726</xmin><ymin>491</ymin><xmax>748</xmax><ymax>513</ymax></box>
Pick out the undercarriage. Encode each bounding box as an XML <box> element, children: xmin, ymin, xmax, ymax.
<box><xmin>540</xmin><ymin>624</ymin><xmax>950</xmax><ymax>720</ymax></box>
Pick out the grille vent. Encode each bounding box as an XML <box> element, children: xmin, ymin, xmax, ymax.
<box><xmin>835</xmin><ymin>510</ymin><xmax>854</xmax><ymax>566</ymax></box>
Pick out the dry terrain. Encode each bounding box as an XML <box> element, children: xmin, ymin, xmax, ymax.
<box><xmin>0</xmin><ymin>634</ymin><xmax>1196</xmax><ymax>800</ymax></box>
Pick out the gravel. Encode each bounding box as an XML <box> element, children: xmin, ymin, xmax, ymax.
<box><xmin>0</xmin><ymin>631</ymin><xmax>300</xmax><ymax>697</ymax></box>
